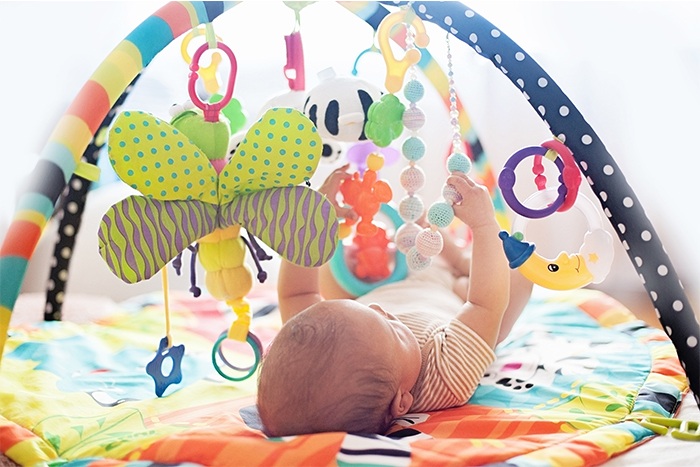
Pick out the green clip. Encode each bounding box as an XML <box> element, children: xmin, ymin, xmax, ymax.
<box><xmin>636</xmin><ymin>416</ymin><xmax>700</xmax><ymax>441</ymax></box>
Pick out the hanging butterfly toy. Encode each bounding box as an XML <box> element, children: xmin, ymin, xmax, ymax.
<box><xmin>98</xmin><ymin>35</ymin><xmax>338</xmax><ymax>396</ymax></box>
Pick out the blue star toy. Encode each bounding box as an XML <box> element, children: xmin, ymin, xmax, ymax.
<box><xmin>146</xmin><ymin>336</ymin><xmax>185</xmax><ymax>397</ymax></box>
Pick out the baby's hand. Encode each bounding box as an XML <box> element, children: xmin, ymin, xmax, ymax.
<box><xmin>446</xmin><ymin>172</ymin><xmax>496</xmax><ymax>230</ymax></box>
<box><xmin>317</xmin><ymin>164</ymin><xmax>358</xmax><ymax>221</ymax></box>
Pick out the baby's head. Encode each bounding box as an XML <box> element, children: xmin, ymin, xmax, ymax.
<box><xmin>257</xmin><ymin>299</ymin><xmax>420</xmax><ymax>436</ymax></box>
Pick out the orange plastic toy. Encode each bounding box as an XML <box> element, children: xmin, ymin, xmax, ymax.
<box><xmin>339</xmin><ymin>152</ymin><xmax>393</xmax><ymax>238</ymax></box>
<box><xmin>352</xmin><ymin>226</ymin><xmax>393</xmax><ymax>281</ymax></box>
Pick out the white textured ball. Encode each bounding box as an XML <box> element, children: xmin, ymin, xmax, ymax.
<box><xmin>403</xmin><ymin>107</ymin><xmax>426</xmax><ymax>132</ymax></box>
<box><xmin>415</xmin><ymin>228</ymin><xmax>444</xmax><ymax>257</ymax></box>
<box><xmin>442</xmin><ymin>183</ymin><xmax>462</xmax><ymax>204</ymax></box>
<box><xmin>407</xmin><ymin>247</ymin><xmax>432</xmax><ymax>271</ymax></box>
<box><xmin>395</xmin><ymin>222</ymin><xmax>421</xmax><ymax>254</ymax></box>
<box><xmin>399</xmin><ymin>165</ymin><xmax>426</xmax><ymax>193</ymax></box>
<box><xmin>399</xmin><ymin>195</ymin><xmax>425</xmax><ymax>222</ymax></box>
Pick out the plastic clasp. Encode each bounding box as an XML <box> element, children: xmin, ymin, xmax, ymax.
<box><xmin>188</xmin><ymin>41</ymin><xmax>238</xmax><ymax>122</ymax></box>
<box><xmin>635</xmin><ymin>416</ymin><xmax>700</xmax><ymax>441</ymax></box>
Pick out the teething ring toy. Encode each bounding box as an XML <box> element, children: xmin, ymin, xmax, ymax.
<box><xmin>188</xmin><ymin>41</ymin><xmax>238</xmax><ymax>122</ymax></box>
<box><xmin>499</xmin><ymin>140</ymin><xmax>580</xmax><ymax>219</ymax></box>
<box><xmin>145</xmin><ymin>336</ymin><xmax>185</xmax><ymax>397</ymax></box>
<box><xmin>181</xmin><ymin>28</ymin><xmax>224</xmax><ymax>94</ymax></box>
<box><xmin>541</xmin><ymin>139</ymin><xmax>581</xmax><ymax>212</ymax></box>
<box><xmin>330</xmin><ymin>203</ymin><xmax>408</xmax><ymax>296</ymax></box>
<box><xmin>500</xmin><ymin>188</ymin><xmax>614</xmax><ymax>290</ymax></box>
<box><xmin>377</xmin><ymin>8</ymin><xmax>430</xmax><ymax>93</ymax></box>
<box><xmin>211</xmin><ymin>330</ymin><xmax>263</xmax><ymax>381</ymax></box>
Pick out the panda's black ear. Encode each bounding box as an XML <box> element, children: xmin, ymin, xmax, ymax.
<box><xmin>307</xmin><ymin>103</ymin><xmax>318</xmax><ymax>128</ymax></box>
<box><xmin>357</xmin><ymin>89</ymin><xmax>375</xmax><ymax>141</ymax></box>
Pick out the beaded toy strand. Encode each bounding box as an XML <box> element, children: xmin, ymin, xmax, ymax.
<box><xmin>394</xmin><ymin>5</ymin><xmax>429</xmax><ymax>262</ymax></box>
<box><xmin>407</xmin><ymin>31</ymin><xmax>473</xmax><ymax>271</ymax></box>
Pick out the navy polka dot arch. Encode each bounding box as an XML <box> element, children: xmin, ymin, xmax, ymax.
<box><xmin>390</xmin><ymin>0</ymin><xmax>700</xmax><ymax>404</ymax></box>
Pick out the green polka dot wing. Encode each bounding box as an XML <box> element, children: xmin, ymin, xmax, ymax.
<box><xmin>99</xmin><ymin>107</ymin><xmax>338</xmax><ymax>284</ymax></box>
<box><xmin>220</xmin><ymin>108</ymin><xmax>324</xmax><ymax>200</ymax></box>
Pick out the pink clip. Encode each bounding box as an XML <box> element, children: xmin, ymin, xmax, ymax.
<box><xmin>188</xmin><ymin>41</ymin><xmax>238</xmax><ymax>122</ymax></box>
<box><xmin>284</xmin><ymin>31</ymin><xmax>305</xmax><ymax>91</ymax></box>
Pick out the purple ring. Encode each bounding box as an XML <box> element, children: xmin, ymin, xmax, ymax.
<box><xmin>498</xmin><ymin>145</ymin><xmax>567</xmax><ymax>219</ymax></box>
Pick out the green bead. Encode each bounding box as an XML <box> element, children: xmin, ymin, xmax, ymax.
<box><xmin>403</xmin><ymin>79</ymin><xmax>425</xmax><ymax>103</ymax></box>
<box><xmin>427</xmin><ymin>202</ymin><xmax>454</xmax><ymax>228</ymax></box>
<box><xmin>402</xmin><ymin>136</ymin><xmax>426</xmax><ymax>161</ymax></box>
<box><xmin>447</xmin><ymin>152</ymin><xmax>472</xmax><ymax>173</ymax></box>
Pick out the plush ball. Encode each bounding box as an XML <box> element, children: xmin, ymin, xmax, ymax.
<box><xmin>442</xmin><ymin>183</ymin><xmax>462</xmax><ymax>204</ymax></box>
<box><xmin>402</xmin><ymin>106</ymin><xmax>426</xmax><ymax>132</ymax></box>
<box><xmin>395</xmin><ymin>222</ymin><xmax>421</xmax><ymax>254</ymax></box>
<box><xmin>406</xmin><ymin>246</ymin><xmax>431</xmax><ymax>271</ymax></box>
<box><xmin>399</xmin><ymin>195</ymin><xmax>425</xmax><ymax>222</ymax></box>
<box><xmin>447</xmin><ymin>152</ymin><xmax>472</xmax><ymax>174</ymax></box>
<box><xmin>403</xmin><ymin>79</ymin><xmax>425</xmax><ymax>103</ymax></box>
<box><xmin>399</xmin><ymin>165</ymin><xmax>426</xmax><ymax>193</ymax></box>
<box><xmin>415</xmin><ymin>228</ymin><xmax>444</xmax><ymax>257</ymax></box>
<box><xmin>401</xmin><ymin>136</ymin><xmax>426</xmax><ymax>162</ymax></box>
<box><xmin>427</xmin><ymin>201</ymin><xmax>455</xmax><ymax>228</ymax></box>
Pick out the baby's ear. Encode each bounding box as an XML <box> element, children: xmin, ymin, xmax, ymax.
<box><xmin>390</xmin><ymin>390</ymin><xmax>414</xmax><ymax>418</ymax></box>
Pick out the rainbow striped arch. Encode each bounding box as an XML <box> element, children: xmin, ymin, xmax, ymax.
<box><xmin>0</xmin><ymin>1</ymin><xmax>697</xmax><ymax>410</ymax></box>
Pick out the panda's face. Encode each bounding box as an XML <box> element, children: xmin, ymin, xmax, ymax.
<box><xmin>303</xmin><ymin>76</ymin><xmax>383</xmax><ymax>143</ymax></box>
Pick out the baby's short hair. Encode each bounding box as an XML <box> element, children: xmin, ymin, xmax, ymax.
<box><xmin>257</xmin><ymin>301</ymin><xmax>398</xmax><ymax>436</ymax></box>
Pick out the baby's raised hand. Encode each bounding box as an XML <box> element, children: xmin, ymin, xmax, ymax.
<box><xmin>446</xmin><ymin>172</ymin><xmax>496</xmax><ymax>230</ymax></box>
<box><xmin>317</xmin><ymin>164</ymin><xmax>358</xmax><ymax>221</ymax></box>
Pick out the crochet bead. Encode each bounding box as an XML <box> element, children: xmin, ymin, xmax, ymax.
<box><xmin>402</xmin><ymin>106</ymin><xmax>426</xmax><ymax>132</ymax></box>
<box><xmin>427</xmin><ymin>201</ymin><xmax>454</xmax><ymax>228</ymax></box>
<box><xmin>442</xmin><ymin>183</ymin><xmax>463</xmax><ymax>204</ymax></box>
<box><xmin>402</xmin><ymin>136</ymin><xmax>426</xmax><ymax>162</ymax></box>
<box><xmin>399</xmin><ymin>165</ymin><xmax>426</xmax><ymax>193</ymax></box>
<box><xmin>395</xmin><ymin>222</ymin><xmax>421</xmax><ymax>254</ymax></box>
<box><xmin>447</xmin><ymin>152</ymin><xmax>472</xmax><ymax>174</ymax></box>
<box><xmin>403</xmin><ymin>79</ymin><xmax>425</xmax><ymax>103</ymax></box>
<box><xmin>406</xmin><ymin>247</ymin><xmax>431</xmax><ymax>271</ymax></box>
<box><xmin>415</xmin><ymin>228</ymin><xmax>444</xmax><ymax>257</ymax></box>
<box><xmin>399</xmin><ymin>195</ymin><xmax>425</xmax><ymax>222</ymax></box>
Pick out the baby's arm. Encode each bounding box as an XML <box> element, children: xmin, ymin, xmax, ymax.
<box><xmin>277</xmin><ymin>165</ymin><xmax>356</xmax><ymax>322</ymax></box>
<box><xmin>448</xmin><ymin>173</ymin><xmax>510</xmax><ymax>348</ymax></box>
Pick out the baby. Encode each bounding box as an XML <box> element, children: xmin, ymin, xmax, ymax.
<box><xmin>257</xmin><ymin>166</ymin><xmax>533</xmax><ymax>436</ymax></box>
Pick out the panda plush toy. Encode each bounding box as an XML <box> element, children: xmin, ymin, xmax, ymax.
<box><xmin>303</xmin><ymin>67</ymin><xmax>383</xmax><ymax>143</ymax></box>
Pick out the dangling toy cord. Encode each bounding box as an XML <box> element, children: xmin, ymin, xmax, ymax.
<box><xmin>181</xmin><ymin>24</ymin><xmax>267</xmax><ymax>381</ymax></box>
<box><xmin>405</xmin><ymin>31</ymin><xmax>474</xmax><ymax>271</ymax></box>
<box><xmin>282</xmin><ymin>1</ymin><xmax>311</xmax><ymax>91</ymax></box>
<box><xmin>145</xmin><ymin>267</ymin><xmax>185</xmax><ymax>397</ymax></box>
<box><xmin>373</xmin><ymin>4</ymin><xmax>431</xmax><ymax>268</ymax></box>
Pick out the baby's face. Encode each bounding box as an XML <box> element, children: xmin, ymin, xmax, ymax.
<box><xmin>327</xmin><ymin>300</ymin><xmax>422</xmax><ymax>392</ymax></box>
